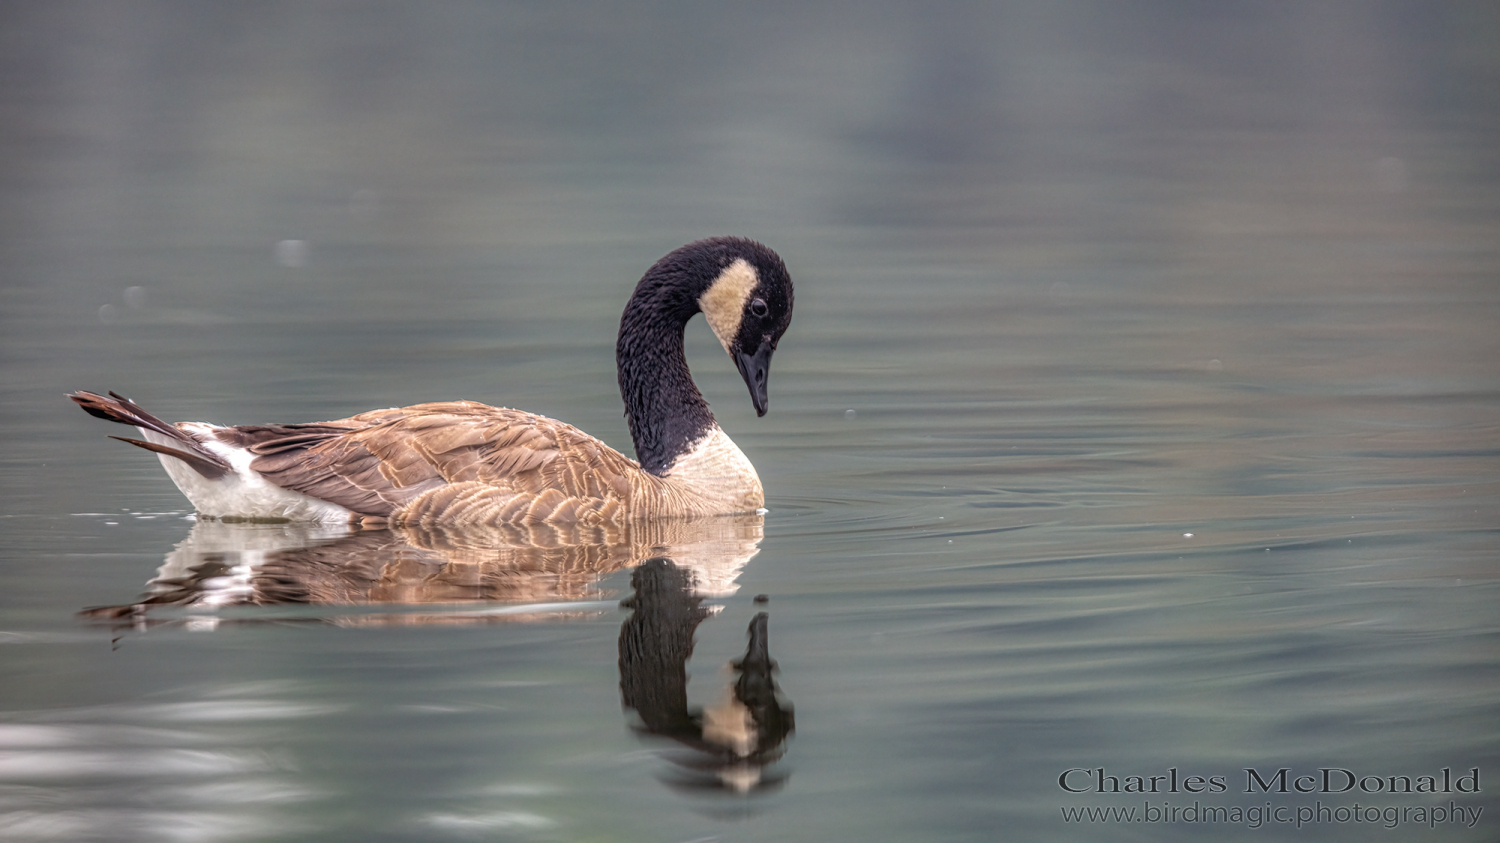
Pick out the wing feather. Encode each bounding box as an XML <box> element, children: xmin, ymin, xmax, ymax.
<box><xmin>244</xmin><ymin>402</ymin><xmax>639</xmax><ymax>523</ymax></box>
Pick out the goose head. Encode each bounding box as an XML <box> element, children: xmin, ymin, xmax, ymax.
<box><xmin>693</xmin><ymin>239</ymin><xmax>794</xmax><ymax>416</ymax></box>
<box><xmin>616</xmin><ymin>237</ymin><xmax>794</xmax><ymax>476</ymax></box>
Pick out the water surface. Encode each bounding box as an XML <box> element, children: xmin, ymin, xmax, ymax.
<box><xmin>2</xmin><ymin>3</ymin><xmax>1498</xmax><ymax>841</ymax></box>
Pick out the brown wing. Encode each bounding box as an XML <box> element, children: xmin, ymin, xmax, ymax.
<box><xmin>242</xmin><ymin>402</ymin><xmax>639</xmax><ymax>524</ymax></box>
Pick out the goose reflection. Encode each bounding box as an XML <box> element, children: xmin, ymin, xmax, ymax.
<box><xmin>618</xmin><ymin>558</ymin><xmax>794</xmax><ymax>793</ymax></box>
<box><xmin>81</xmin><ymin>517</ymin><xmax>794</xmax><ymax>792</ymax></box>
<box><xmin>83</xmin><ymin>515</ymin><xmax>764</xmax><ymax>628</ymax></box>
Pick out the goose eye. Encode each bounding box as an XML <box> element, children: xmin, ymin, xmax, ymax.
<box><xmin>749</xmin><ymin>298</ymin><xmax>769</xmax><ymax>318</ymax></box>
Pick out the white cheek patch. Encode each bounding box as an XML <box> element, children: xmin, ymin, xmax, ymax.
<box><xmin>698</xmin><ymin>259</ymin><xmax>758</xmax><ymax>354</ymax></box>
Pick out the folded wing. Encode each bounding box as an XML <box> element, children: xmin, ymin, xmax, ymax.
<box><xmin>243</xmin><ymin>402</ymin><xmax>639</xmax><ymax>524</ymax></box>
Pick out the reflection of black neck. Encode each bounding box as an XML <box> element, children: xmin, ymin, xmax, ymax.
<box><xmin>618</xmin><ymin>558</ymin><xmax>710</xmax><ymax>738</ymax></box>
<box><xmin>617</xmin><ymin>558</ymin><xmax>794</xmax><ymax>791</ymax></box>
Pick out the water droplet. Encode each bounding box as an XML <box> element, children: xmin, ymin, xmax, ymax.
<box><xmin>98</xmin><ymin>304</ymin><xmax>118</xmax><ymax>323</ymax></box>
<box><xmin>844</xmin><ymin>409</ymin><xmax>857</xmax><ymax>420</ymax></box>
<box><xmin>275</xmin><ymin>239</ymin><xmax>309</xmax><ymax>267</ymax></box>
<box><xmin>1375</xmin><ymin>156</ymin><xmax>1407</xmax><ymax>193</ymax></box>
<box><xmin>123</xmin><ymin>285</ymin><xmax>147</xmax><ymax>308</ymax></box>
<box><xmin>349</xmin><ymin>189</ymin><xmax>380</xmax><ymax>221</ymax></box>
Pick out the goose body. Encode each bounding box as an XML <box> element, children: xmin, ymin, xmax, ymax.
<box><xmin>71</xmin><ymin>237</ymin><xmax>793</xmax><ymax>526</ymax></box>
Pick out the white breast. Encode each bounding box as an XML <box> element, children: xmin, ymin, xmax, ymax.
<box><xmin>661</xmin><ymin>425</ymin><xmax>764</xmax><ymax>514</ymax></box>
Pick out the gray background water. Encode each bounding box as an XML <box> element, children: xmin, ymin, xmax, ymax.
<box><xmin>2</xmin><ymin>2</ymin><xmax>1498</xmax><ymax>840</ymax></box>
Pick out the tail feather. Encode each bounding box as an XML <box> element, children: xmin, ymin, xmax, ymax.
<box><xmin>70</xmin><ymin>390</ymin><xmax>232</xmax><ymax>479</ymax></box>
<box><xmin>107</xmin><ymin>435</ymin><xmax>233</xmax><ymax>480</ymax></box>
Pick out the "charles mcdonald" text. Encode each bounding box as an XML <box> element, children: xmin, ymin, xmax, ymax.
<box><xmin>1057</xmin><ymin>767</ymin><xmax>1480</xmax><ymax>795</ymax></box>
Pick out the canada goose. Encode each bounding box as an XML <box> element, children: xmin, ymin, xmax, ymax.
<box><xmin>70</xmin><ymin>237</ymin><xmax>793</xmax><ymax>526</ymax></box>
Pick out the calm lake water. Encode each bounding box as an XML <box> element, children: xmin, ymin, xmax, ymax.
<box><xmin>2</xmin><ymin>3</ymin><xmax>1498</xmax><ymax>841</ymax></box>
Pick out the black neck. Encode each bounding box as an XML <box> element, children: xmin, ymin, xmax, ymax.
<box><xmin>616</xmin><ymin>281</ymin><xmax>717</xmax><ymax>475</ymax></box>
